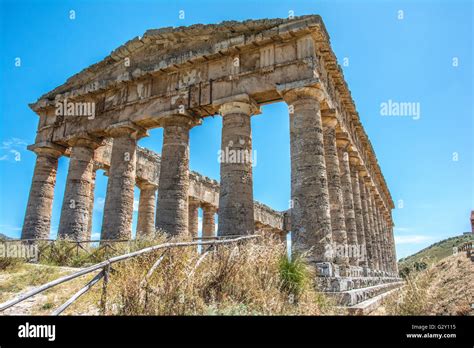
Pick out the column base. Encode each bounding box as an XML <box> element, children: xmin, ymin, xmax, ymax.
<box><xmin>315</xmin><ymin>262</ymin><xmax>340</xmax><ymax>277</ymax></box>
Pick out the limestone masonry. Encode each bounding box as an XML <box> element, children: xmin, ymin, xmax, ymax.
<box><xmin>21</xmin><ymin>15</ymin><xmax>398</xmax><ymax>279</ymax></box>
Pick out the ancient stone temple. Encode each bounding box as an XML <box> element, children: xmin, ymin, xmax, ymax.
<box><xmin>21</xmin><ymin>15</ymin><xmax>400</xmax><ymax>305</ymax></box>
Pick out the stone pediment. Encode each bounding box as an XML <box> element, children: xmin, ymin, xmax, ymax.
<box><xmin>33</xmin><ymin>15</ymin><xmax>325</xmax><ymax>108</ymax></box>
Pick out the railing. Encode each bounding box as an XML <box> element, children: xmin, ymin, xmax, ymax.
<box><xmin>0</xmin><ymin>235</ymin><xmax>259</xmax><ymax>315</ymax></box>
<box><xmin>1</xmin><ymin>238</ymin><xmax>138</xmax><ymax>262</ymax></box>
<box><xmin>458</xmin><ymin>240</ymin><xmax>473</xmax><ymax>260</ymax></box>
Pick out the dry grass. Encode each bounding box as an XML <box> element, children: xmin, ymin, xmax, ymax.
<box><xmin>102</xmin><ymin>232</ymin><xmax>334</xmax><ymax>315</ymax></box>
<box><xmin>382</xmin><ymin>253</ymin><xmax>473</xmax><ymax>315</ymax></box>
<box><xmin>1</xmin><ymin>233</ymin><xmax>338</xmax><ymax>316</ymax></box>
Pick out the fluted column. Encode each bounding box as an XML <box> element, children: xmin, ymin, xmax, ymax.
<box><xmin>349</xmin><ymin>153</ymin><xmax>367</xmax><ymax>267</ymax></box>
<box><xmin>21</xmin><ymin>143</ymin><xmax>65</xmax><ymax>240</ymax></box>
<box><xmin>322</xmin><ymin>110</ymin><xmax>349</xmax><ymax>268</ymax></box>
<box><xmin>202</xmin><ymin>204</ymin><xmax>216</xmax><ymax>239</ymax></box>
<box><xmin>101</xmin><ymin>123</ymin><xmax>146</xmax><ymax>240</ymax></box>
<box><xmin>279</xmin><ymin>86</ymin><xmax>333</xmax><ymax>266</ymax></box>
<box><xmin>217</xmin><ymin>100</ymin><xmax>258</xmax><ymax>236</ymax></box>
<box><xmin>136</xmin><ymin>181</ymin><xmax>157</xmax><ymax>239</ymax></box>
<box><xmin>188</xmin><ymin>199</ymin><xmax>200</xmax><ymax>238</ymax></box>
<box><xmin>156</xmin><ymin>116</ymin><xmax>199</xmax><ymax>236</ymax></box>
<box><xmin>336</xmin><ymin>133</ymin><xmax>358</xmax><ymax>266</ymax></box>
<box><xmin>358</xmin><ymin>171</ymin><xmax>375</xmax><ymax>270</ymax></box>
<box><xmin>58</xmin><ymin>135</ymin><xmax>103</xmax><ymax>241</ymax></box>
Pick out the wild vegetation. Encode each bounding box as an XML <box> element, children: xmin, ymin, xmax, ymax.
<box><xmin>397</xmin><ymin>234</ymin><xmax>472</xmax><ymax>278</ymax></box>
<box><xmin>0</xmin><ymin>233</ymin><xmax>341</xmax><ymax>315</ymax></box>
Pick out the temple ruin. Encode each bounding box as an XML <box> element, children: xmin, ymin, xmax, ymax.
<box><xmin>21</xmin><ymin>15</ymin><xmax>400</xmax><ymax>303</ymax></box>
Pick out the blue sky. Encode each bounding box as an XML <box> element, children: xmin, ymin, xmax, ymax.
<box><xmin>0</xmin><ymin>0</ymin><xmax>472</xmax><ymax>259</ymax></box>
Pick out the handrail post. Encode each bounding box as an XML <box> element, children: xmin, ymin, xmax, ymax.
<box><xmin>100</xmin><ymin>264</ymin><xmax>110</xmax><ymax>315</ymax></box>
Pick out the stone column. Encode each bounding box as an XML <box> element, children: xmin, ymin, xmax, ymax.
<box><xmin>279</xmin><ymin>86</ymin><xmax>333</xmax><ymax>268</ymax></box>
<box><xmin>336</xmin><ymin>133</ymin><xmax>358</xmax><ymax>267</ymax></box>
<box><xmin>358</xmin><ymin>171</ymin><xmax>375</xmax><ymax>271</ymax></box>
<box><xmin>58</xmin><ymin>135</ymin><xmax>103</xmax><ymax>241</ymax></box>
<box><xmin>322</xmin><ymin>110</ymin><xmax>349</xmax><ymax>269</ymax></box>
<box><xmin>349</xmin><ymin>153</ymin><xmax>367</xmax><ymax>268</ymax></box>
<box><xmin>136</xmin><ymin>181</ymin><xmax>157</xmax><ymax>239</ymax></box>
<box><xmin>188</xmin><ymin>199</ymin><xmax>200</xmax><ymax>238</ymax></box>
<box><xmin>389</xmin><ymin>220</ymin><xmax>398</xmax><ymax>275</ymax></box>
<box><xmin>155</xmin><ymin>116</ymin><xmax>198</xmax><ymax>236</ymax></box>
<box><xmin>365</xmin><ymin>182</ymin><xmax>380</xmax><ymax>271</ymax></box>
<box><xmin>101</xmin><ymin>123</ymin><xmax>146</xmax><ymax>240</ymax></box>
<box><xmin>87</xmin><ymin>167</ymin><xmax>97</xmax><ymax>238</ymax></box>
<box><xmin>217</xmin><ymin>100</ymin><xmax>258</xmax><ymax>236</ymax></box>
<box><xmin>21</xmin><ymin>143</ymin><xmax>65</xmax><ymax>240</ymax></box>
<box><xmin>383</xmin><ymin>212</ymin><xmax>392</xmax><ymax>274</ymax></box>
<box><xmin>202</xmin><ymin>204</ymin><xmax>216</xmax><ymax>239</ymax></box>
<box><xmin>374</xmin><ymin>199</ymin><xmax>386</xmax><ymax>273</ymax></box>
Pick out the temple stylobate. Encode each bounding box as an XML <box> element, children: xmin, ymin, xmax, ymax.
<box><xmin>21</xmin><ymin>15</ymin><xmax>399</xmax><ymax>290</ymax></box>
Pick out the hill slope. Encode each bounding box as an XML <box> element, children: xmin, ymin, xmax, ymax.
<box><xmin>378</xmin><ymin>251</ymin><xmax>474</xmax><ymax>315</ymax></box>
<box><xmin>398</xmin><ymin>234</ymin><xmax>473</xmax><ymax>271</ymax></box>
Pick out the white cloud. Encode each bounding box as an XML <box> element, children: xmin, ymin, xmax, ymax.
<box><xmin>133</xmin><ymin>199</ymin><xmax>139</xmax><ymax>212</ymax></box>
<box><xmin>94</xmin><ymin>197</ymin><xmax>105</xmax><ymax>212</ymax></box>
<box><xmin>0</xmin><ymin>224</ymin><xmax>22</xmax><ymax>231</ymax></box>
<box><xmin>0</xmin><ymin>137</ymin><xmax>27</xmax><ymax>162</ymax></box>
<box><xmin>394</xmin><ymin>227</ymin><xmax>413</xmax><ymax>232</ymax></box>
<box><xmin>394</xmin><ymin>234</ymin><xmax>432</xmax><ymax>244</ymax></box>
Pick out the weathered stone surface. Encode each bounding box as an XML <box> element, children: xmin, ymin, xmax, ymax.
<box><xmin>337</xmin><ymin>134</ymin><xmax>358</xmax><ymax>266</ymax></box>
<box><xmin>21</xmin><ymin>16</ymin><xmax>398</xmax><ymax>282</ymax></box>
<box><xmin>202</xmin><ymin>204</ymin><xmax>216</xmax><ymax>238</ymax></box>
<box><xmin>217</xmin><ymin>100</ymin><xmax>258</xmax><ymax>236</ymax></box>
<box><xmin>322</xmin><ymin>110</ymin><xmax>349</xmax><ymax>267</ymax></box>
<box><xmin>349</xmin><ymin>154</ymin><xmax>367</xmax><ymax>267</ymax></box>
<box><xmin>58</xmin><ymin>136</ymin><xmax>102</xmax><ymax>241</ymax></box>
<box><xmin>21</xmin><ymin>143</ymin><xmax>65</xmax><ymax>240</ymax></box>
<box><xmin>101</xmin><ymin>124</ymin><xmax>145</xmax><ymax>240</ymax></box>
<box><xmin>188</xmin><ymin>199</ymin><xmax>200</xmax><ymax>238</ymax></box>
<box><xmin>280</xmin><ymin>86</ymin><xmax>333</xmax><ymax>265</ymax></box>
<box><xmin>136</xmin><ymin>181</ymin><xmax>157</xmax><ymax>238</ymax></box>
<box><xmin>359</xmin><ymin>172</ymin><xmax>375</xmax><ymax>270</ymax></box>
<box><xmin>155</xmin><ymin>116</ymin><xmax>197</xmax><ymax>236</ymax></box>
<box><xmin>365</xmin><ymin>181</ymin><xmax>380</xmax><ymax>271</ymax></box>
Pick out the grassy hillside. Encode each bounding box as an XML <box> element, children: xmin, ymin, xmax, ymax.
<box><xmin>398</xmin><ymin>234</ymin><xmax>473</xmax><ymax>273</ymax></box>
<box><xmin>379</xmin><ymin>251</ymin><xmax>474</xmax><ymax>315</ymax></box>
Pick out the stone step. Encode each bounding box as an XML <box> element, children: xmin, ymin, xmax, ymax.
<box><xmin>324</xmin><ymin>280</ymin><xmax>405</xmax><ymax>306</ymax></box>
<box><xmin>346</xmin><ymin>286</ymin><xmax>403</xmax><ymax>315</ymax></box>
<box><xmin>317</xmin><ymin>276</ymin><xmax>403</xmax><ymax>292</ymax></box>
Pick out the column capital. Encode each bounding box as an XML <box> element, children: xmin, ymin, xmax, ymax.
<box><xmin>27</xmin><ymin>141</ymin><xmax>67</xmax><ymax>158</ymax></box>
<box><xmin>336</xmin><ymin>132</ymin><xmax>352</xmax><ymax>149</ymax></box>
<box><xmin>136</xmin><ymin>179</ymin><xmax>157</xmax><ymax>191</ymax></box>
<box><xmin>321</xmin><ymin>109</ymin><xmax>338</xmax><ymax>128</ymax></box>
<box><xmin>105</xmin><ymin>121</ymin><xmax>148</xmax><ymax>139</ymax></box>
<box><xmin>160</xmin><ymin>114</ymin><xmax>202</xmax><ymax>129</ymax></box>
<box><xmin>278</xmin><ymin>85</ymin><xmax>325</xmax><ymax>105</ymax></box>
<box><xmin>188</xmin><ymin>198</ymin><xmax>201</xmax><ymax>208</ymax></box>
<box><xmin>349</xmin><ymin>151</ymin><xmax>361</xmax><ymax>166</ymax></box>
<box><xmin>356</xmin><ymin>164</ymin><xmax>369</xmax><ymax>177</ymax></box>
<box><xmin>218</xmin><ymin>95</ymin><xmax>261</xmax><ymax>116</ymax></box>
<box><xmin>64</xmin><ymin>132</ymin><xmax>104</xmax><ymax>149</ymax></box>
<box><xmin>202</xmin><ymin>203</ymin><xmax>218</xmax><ymax>213</ymax></box>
